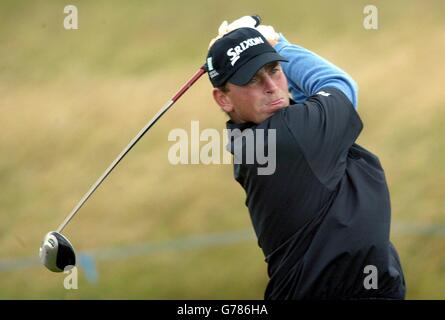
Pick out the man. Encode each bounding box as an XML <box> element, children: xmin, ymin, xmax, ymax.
<box><xmin>205</xmin><ymin>17</ymin><xmax>406</xmax><ymax>299</ymax></box>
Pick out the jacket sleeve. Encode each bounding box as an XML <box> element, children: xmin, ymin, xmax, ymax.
<box><xmin>274</xmin><ymin>34</ymin><xmax>358</xmax><ymax>109</ymax></box>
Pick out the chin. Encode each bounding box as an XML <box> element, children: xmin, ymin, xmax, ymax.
<box><xmin>266</xmin><ymin>103</ymin><xmax>287</xmax><ymax>114</ymax></box>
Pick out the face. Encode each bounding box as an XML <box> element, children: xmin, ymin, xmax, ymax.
<box><xmin>213</xmin><ymin>62</ymin><xmax>290</xmax><ymax>124</ymax></box>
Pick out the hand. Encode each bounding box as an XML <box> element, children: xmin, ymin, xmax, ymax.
<box><xmin>208</xmin><ymin>16</ymin><xmax>259</xmax><ymax>49</ymax></box>
<box><xmin>256</xmin><ymin>25</ymin><xmax>280</xmax><ymax>47</ymax></box>
<box><xmin>208</xmin><ymin>19</ymin><xmax>280</xmax><ymax>48</ymax></box>
<box><xmin>219</xmin><ymin>16</ymin><xmax>258</xmax><ymax>34</ymax></box>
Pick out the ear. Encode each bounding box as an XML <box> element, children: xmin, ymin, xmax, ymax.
<box><xmin>212</xmin><ymin>88</ymin><xmax>234</xmax><ymax>113</ymax></box>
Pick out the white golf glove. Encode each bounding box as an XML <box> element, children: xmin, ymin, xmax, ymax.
<box><xmin>209</xmin><ymin>16</ymin><xmax>258</xmax><ymax>48</ymax></box>
<box><xmin>218</xmin><ymin>16</ymin><xmax>258</xmax><ymax>35</ymax></box>
<box><xmin>208</xmin><ymin>16</ymin><xmax>280</xmax><ymax>48</ymax></box>
<box><xmin>256</xmin><ymin>25</ymin><xmax>280</xmax><ymax>47</ymax></box>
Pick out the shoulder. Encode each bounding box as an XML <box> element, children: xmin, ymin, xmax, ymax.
<box><xmin>280</xmin><ymin>87</ymin><xmax>359</xmax><ymax>119</ymax></box>
<box><xmin>304</xmin><ymin>87</ymin><xmax>355</xmax><ymax>108</ymax></box>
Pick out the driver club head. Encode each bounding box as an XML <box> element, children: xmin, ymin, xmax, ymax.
<box><xmin>39</xmin><ymin>231</ymin><xmax>76</xmax><ymax>272</ymax></box>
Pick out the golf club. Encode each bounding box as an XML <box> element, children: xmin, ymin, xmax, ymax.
<box><xmin>40</xmin><ymin>15</ymin><xmax>262</xmax><ymax>273</ymax></box>
<box><xmin>40</xmin><ymin>66</ymin><xmax>206</xmax><ymax>272</ymax></box>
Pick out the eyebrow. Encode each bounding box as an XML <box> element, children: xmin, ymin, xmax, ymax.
<box><xmin>264</xmin><ymin>61</ymin><xmax>280</xmax><ymax>70</ymax></box>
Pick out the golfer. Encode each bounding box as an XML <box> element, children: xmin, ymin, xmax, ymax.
<box><xmin>205</xmin><ymin>17</ymin><xmax>406</xmax><ymax>299</ymax></box>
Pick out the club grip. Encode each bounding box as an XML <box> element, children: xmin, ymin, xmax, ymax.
<box><xmin>251</xmin><ymin>15</ymin><xmax>261</xmax><ymax>27</ymax></box>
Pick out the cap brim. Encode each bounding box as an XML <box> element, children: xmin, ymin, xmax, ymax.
<box><xmin>228</xmin><ymin>52</ymin><xmax>288</xmax><ymax>86</ymax></box>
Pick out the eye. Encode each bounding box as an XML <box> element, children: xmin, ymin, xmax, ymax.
<box><xmin>248</xmin><ymin>76</ymin><xmax>259</xmax><ymax>84</ymax></box>
<box><xmin>271</xmin><ymin>67</ymin><xmax>280</xmax><ymax>74</ymax></box>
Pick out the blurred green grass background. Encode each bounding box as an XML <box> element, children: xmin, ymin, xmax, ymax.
<box><xmin>1</xmin><ymin>0</ymin><xmax>444</xmax><ymax>299</ymax></box>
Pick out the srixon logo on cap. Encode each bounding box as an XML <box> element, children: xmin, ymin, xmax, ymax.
<box><xmin>227</xmin><ymin>36</ymin><xmax>264</xmax><ymax>66</ymax></box>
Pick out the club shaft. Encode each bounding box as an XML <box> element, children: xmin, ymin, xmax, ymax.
<box><xmin>57</xmin><ymin>66</ymin><xmax>206</xmax><ymax>233</ymax></box>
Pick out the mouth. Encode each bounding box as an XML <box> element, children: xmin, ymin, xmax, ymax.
<box><xmin>265</xmin><ymin>98</ymin><xmax>286</xmax><ymax>112</ymax></box>
<box><xmin>269</xmin><ymin>98</ymin><xmax>285</xmax><ymax>106</ymax></box>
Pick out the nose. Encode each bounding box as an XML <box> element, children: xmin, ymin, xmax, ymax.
<box><xmin>263</xmin><ymin>74</ymin><xmax>278</xmax><ymax>94</ymax></box>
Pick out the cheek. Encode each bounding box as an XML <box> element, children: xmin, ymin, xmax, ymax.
<box><xmin>248</xmin><ymin>93</ymin><xmax>267</xmax><ymax>113</ymax></box>
<box><xmin>278</xmin><ymin>75</ymin><xmax>289</xmax><ymax>92</ymax></box>
<box><xmin>235</xmin><ymin>91</ymin><xmax>262</xmax><ymax>111</ymax></box>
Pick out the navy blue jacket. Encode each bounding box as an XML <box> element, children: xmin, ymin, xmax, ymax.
<box><xmin>225</xmin><ymin>36</ymin><xmax>406</xmax><ymax>299</ymax></box>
